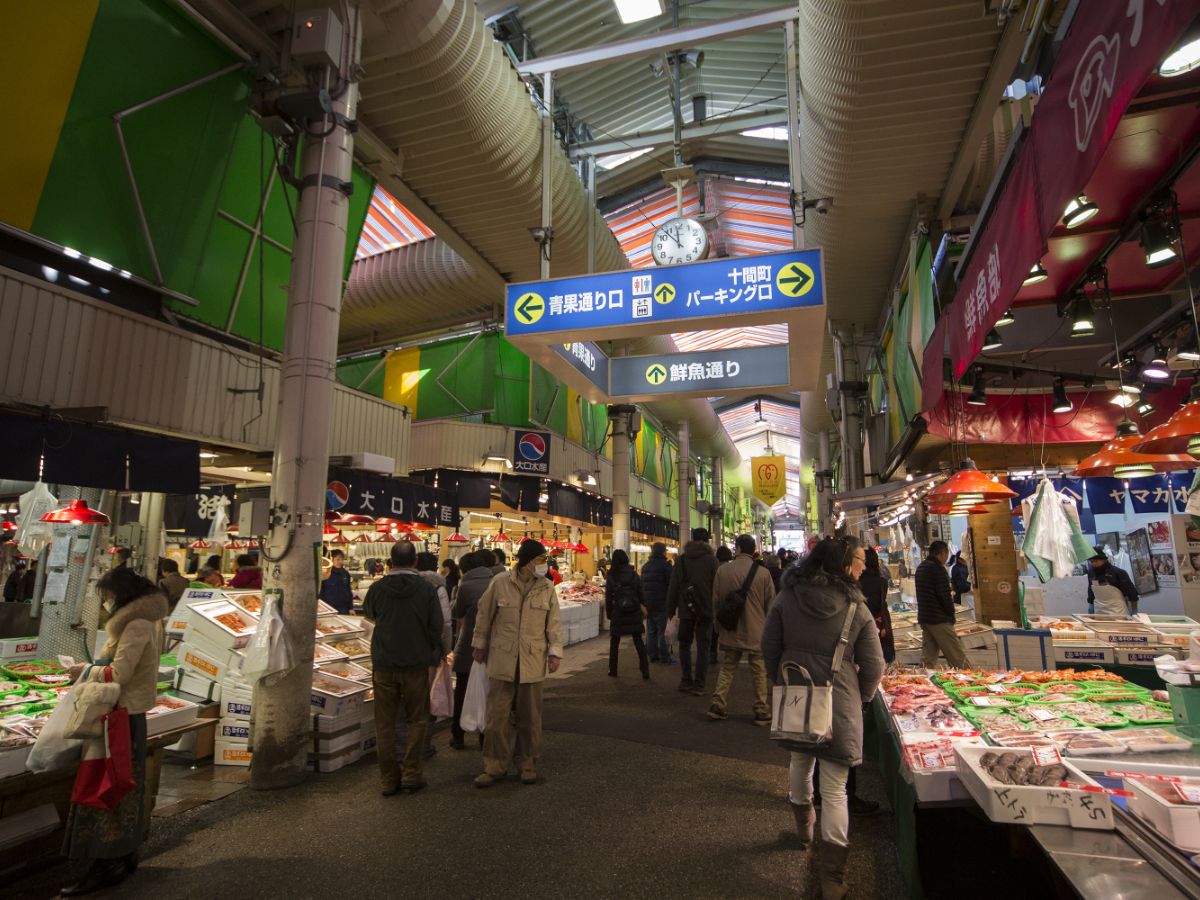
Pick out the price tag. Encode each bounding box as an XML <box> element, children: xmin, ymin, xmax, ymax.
<box><xmin>1173</xmin><ymin>783</ymin><xmax>1200</xmax><ymax>805</ymax></box>
<box><xmin>1058</xmin><ymin>781</ymin><xmax>1134</xmax><ymax>798</ymax></box>
<box><xmin>1032</xmin><ymin>745</ymin><xmax>1062</xmax><ymax>766</ymax></box>
<box><xmin>986</xmin><ymin>684</ymin><xmax>1008</xmax><ymax>693</ymax></box>
<box><xmin>1027</xmin><ymin>706</ymin><xmax>1058</xmax><ymax>722</ymax></box>
<box><xmin>938</xmin><ymin>731</ymin><xmax>980</xmax><ymax>738</ymax></box>
<box><xmin>916</xmin><ymin>749</ymin><xmax>946</xmax><ymax>769</ymax></box>
<box><xmin>971</xmin><ymin>696</ymin><xmax>1006</xmax><ymax>707</ymax></box>
<box><xmin>1105</xmin><ymin>771</ymin><xmax>1181</xmax><ymax>783</ymax></box>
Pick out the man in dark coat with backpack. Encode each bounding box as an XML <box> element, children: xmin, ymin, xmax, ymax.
<box><xmin>710</xmin><ymin>534</ymin><xmax>777</xmax><ymax>724</ymax></box>
<box><xmin>667</xmin><ymin>528</ymin><xmax>720</xmax><ymax>696</ymax></box>
<box><xmin>605</xmin><ymin>550</ymin><xmax>650</xmax><ymax>680</ymax></box>
<box><xmin>640</xmin><ymin>542</ymin><xmax>673</xmax><ymax>664</ymax></box>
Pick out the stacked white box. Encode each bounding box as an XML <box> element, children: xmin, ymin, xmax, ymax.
<box><xmin>217</xmin><ymin>717</ymin><xmax>251</xmax><ymax>744</ymax></box>
<box><xmin>993</xmin><ymin>628</ymin><xmax>1054</xmax><ymax>670</ymax></box>
<box><xmin>214</xmin><ymin>741</ymin><xmax>253</xmax><ymax>767</ymax></box>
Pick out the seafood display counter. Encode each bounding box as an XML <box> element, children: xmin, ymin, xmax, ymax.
<box><xmin>873</xmin><ymin>668</ymin><xmax>1200</xmax><ymax>898</ymax></box>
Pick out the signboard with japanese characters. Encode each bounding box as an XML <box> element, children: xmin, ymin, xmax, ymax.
<box><xmin>551</xmin><ymin>341</ymin><xmax>609</xmax><ymax>392</ymax></box>
<box><xmin>326</xmin><ymin>467</ymin><xmax>458</xmax><ymax>528</ymax></box>
<box><xmin>609</xmin><ymin>345</ymin><xmax>789</xmax><ymax>400</ymax></box>
<box><xmin>506</xmin><ymin>249</ymin><xmax>823</xmax><ymax>336</ymax></box>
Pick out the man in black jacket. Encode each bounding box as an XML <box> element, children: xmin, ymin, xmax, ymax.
<box><xmin>916</xmin><ymin>541</ymin><xmax>968</xmax><ymax>669</ymax></box>
<box><xmin>667</xmin><ymin>528</ymin><xmax>719</xmax><ymax>694</ymax></box>
<box><xmin>640</xmin><ymin>542</ymin><xmax>673</xmax><ymax>664</ymax></box>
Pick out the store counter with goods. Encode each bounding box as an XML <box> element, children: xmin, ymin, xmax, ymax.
<box><xmin>871</xmin><ymin>663</ymin><xmax>1200</xmax><ymax>898</ymax></box>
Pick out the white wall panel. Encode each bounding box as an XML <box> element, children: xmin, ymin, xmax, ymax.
<box><xmin>0</xmin><ymin>267</ymin><xmax>410</xmax><ymax>470</ymax></box>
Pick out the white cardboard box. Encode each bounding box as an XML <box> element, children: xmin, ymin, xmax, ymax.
<box><xmin>214</xmin><ymin>739</ymin><xmax>253</xmax><ymax>767</ymax></box>
<box><xmin>173</xmin><ymin>669</ymin><xmax>222</xmax><ymax>702</ymax></box>
<box><xmin>219</xmin><ymin>688</ymin><xmax>254</xmax><ymax>721</ymax></box>
<box><xmin>144</xmin><ymin>694</ymin><xmax>200</xmax><ymax>737</ymax></box>
<box><xmin>1053</xmin><ymin>643</ymin><xmax>1116</xmax><ymax>666</ymax></box>
<box><xmin>0</xmin><ymin>637</ymin><xmax>39</xmax><ymax>661</ymax></box>
<box><xmin>1117</xmin><ymin>646</ymin><xmax>1183</xmax><ymax>665</ymax></box>
<box><xmin>955</xmin><ymin>746</ymin><xmax>1114</xmax><ymax>830</ymax></box>
<box><xmin>1127</xmin><ymin>775</ymin><xmax>1200</xmax><ymax>852</ymax></box>
<box><xmin>177</xmin><ymin>641</ymin><xmax>235</xmax><ymax>683</ymax></box>
<box><xmin>217</xmin><ymin>717</ymin><xmax>251</xmax><ymax>743</ymax></box>
<box><xmin>188</xmin><ymin>599</ymin><xmax>258</xmax><ymax>650</ymax></box>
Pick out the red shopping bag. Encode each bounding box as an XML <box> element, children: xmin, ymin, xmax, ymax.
<box><xmin>70</xmin><ymin>707</ymin><xmax>135</xmax><ymax>811</ymax></box>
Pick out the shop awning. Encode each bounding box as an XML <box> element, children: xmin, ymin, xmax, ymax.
<box><xmin>942</xmin><ymin>3</ymin><xmax>1197</xmax><ymax>378</ymax></box>
<box><xmin>832</xmin><ymin>474</ymin><xmax>940</xmax><ymax>512</ymax></box>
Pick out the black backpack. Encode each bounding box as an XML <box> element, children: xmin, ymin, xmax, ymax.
<box><xmin>616</xmin><ymin>572</ymin><xmax>640</xmax><ymax>614</ymax></box>
<box><xmin>716</xmin><ymin>561</ymin><xmax>761</xmax><ymax>631</ymax></box>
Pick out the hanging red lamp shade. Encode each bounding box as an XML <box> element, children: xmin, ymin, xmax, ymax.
<box><xmin>188</xmin><ymin>538</ymin><xmax>214</xmax><ymax>550</ymax></box>
<box><xmin>1132</xmin><ymin>397</ymin><xmax>1200</xmax><ymax>457</ymax></box>
<box><xmin>572</xmin><ymin>542</ymin><xmax>589</xmax><ymax>554</ymax></box>
<box><xmin>548</xmin><ymin>539</ymin><xmax>566</xmax><ymax>551</ymax></box>
<box><xmin>926</xmin><ymin>462</ymin><xmax>1017</xmax><ymax>503</ymax></box>
<box><xmin>445</xmin><ymin>532</ymin><xmax>469</xmax><ymax>544</ymax></box>
<box><xmin>490</xmin><ymin>531</ymin><xmax>511</xmax><ymax>544</ymax></box>
<box><xmin>1</xmin><ymin>521</ymin><xmax>16</xmax><ymax>533</ymax></box>
<box><xmin>325</xmin><ymin>509</ymin><xmax>341</xmax><ymax>521</ymax></box>
<box><xmin>330</xmin><ymin>532</ymin><xmax>350</xmax><ymax>545</ymax></box>
<box><xmin>351</xmin><ymin>533</ymin><xmax>375</xmax><ymax>543</ymax></box>
<box><xmin>1076</xmin><ymin>421</ymin><xmax>1195</xmax><ymax>478</ymax></box>
<box><xmin>41</xmin><ymin>499</ymin><xmax>111</xmax><ymax>526</ymax></box>
<box><xmin>335</xmin><ymin>514</ymin><xmax>375</xmax><ymax>527</ymax></box>
<box><xmin>374</xmin><ymin>517</ymin><xmax>404</xmax><ymax>532</ymax></box>
<box><xmin>378</xmin><ymin>532</ymin><xmax>397</xmax><ymax>543</ymax></box>
<box><xmin>225</xmin><ymin>539</ymin><xmax>245</xmax><ymax>550</ymax></box>
<box><xmin>226</xmin><ymin>524</ymin><xmax>239</xmax><ymax>534</ymax></box>
<box><xmin>322</xmin><ymin>522</ymin><xmax>339</xmax><ymax>536</ymax></box>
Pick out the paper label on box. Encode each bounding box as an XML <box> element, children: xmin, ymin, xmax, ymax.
<box><xmin>221</xmin><ymin>747</ymin><xmax>253</xmax><ymax>763</ymax></box>
<box><xmin>1173</xmin><ymin>783</ymin><xmax>1200</xmax><ymax>805</ymax></box>
<box><xmin>1032</xmin><ymin>745</ymin><xmax>1061</xmax><ymax>766</ymax></box>
<box><xmin>1027</xmin><ymin>706</ymin><xmax>1058</xmax><ymax>722</ymax></box>
<box><xmin>916</xmin><ymin>749</ymin><xmax>945</xmax><ymax>769</ymax></box>
<box><xmin>1106</xmin><ymin>771</ymin><xmax>1181</xmax><ymax>783</ymax></box>
<box><xmin>970</xmin><ymin>696</ymin><xmax>1006</xmax><ymax>706</ymax></box>
<box><xmin>182</xmin><ymin>650</ymin><xmax>219</xmax><ymax>679</ymax></box>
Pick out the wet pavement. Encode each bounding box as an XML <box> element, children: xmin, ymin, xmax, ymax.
<box><xmin>9</xmin><ymin>636</ymin><xmax>902</xmax><ymax>899</ymax></box>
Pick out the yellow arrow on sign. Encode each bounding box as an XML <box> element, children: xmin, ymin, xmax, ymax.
<box><xmin>514</xmin><ymin>291</ymin><xmax>545</xmax><ymax>324</ymax></box>
<box><xmin>776</xmin><ymin>262</ymin><xmax>815</xmax><ymax>298</ymax></box>
<box><xmin>645</xmin><ymin>363</ymin><xmax>668</xmax><ymax>385</ymax></box>
<box><xmin>653</xmin><ymin>282</ymin><xmax>676</xmax><ymax>305</ymax></box>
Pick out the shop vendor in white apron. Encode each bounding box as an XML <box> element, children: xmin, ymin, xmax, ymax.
<box><xmin>1086</xmin><ymin>546</ymin><xmax>1139</xmax><ymax>617</ymax></box>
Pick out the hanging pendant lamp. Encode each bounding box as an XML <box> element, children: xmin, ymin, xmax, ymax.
<box><xmin>1133</xmin><ymin>391</ymin><xmax>1200</xmax><ymax>457</ymax></box>
<box><xmin>188</xmin><ymin>538</ymin><xmax>214</xmax><ymax>550</ymax></box>
<box><xmin>373</xmin><ymin>517</ymin><xmax>404</xmax><ymax>532</ymax></box>
<box><xmin>335</xmin><ymin>514</ymin><xmax>376</xmax><ymax>527</ymax></box>
<box><xmin>1076</xmin><ymin>419</ymin><xmax>1194</xmax><ymax>477</ymax></box>
<box><xmin>322</xmin><ymin>522</ymin><xmax>339</xmax><ymax>537</ymax></box>
<box><xmin>41</xmin><ymin>499</ymin><xmax>111</xmax><ymax>526</ymax></box>
<box><xmin>330</xmin><ymin>532</ymin><xmax>350</xmax><ymax>545</ymax></box>
<box><xmin>926</xmin><ymin>460</ymin><xmax>1017</xmax><ymax>504</ymax></box>
<box><xmin>378</xmin><ymin>531</ymin><xmax>397</xmax><ymax>543</ymax></box>
<box><xmin>445</xmin><ymin>532</ymin><xmax>469</xmax><ymax>544</ymax></box>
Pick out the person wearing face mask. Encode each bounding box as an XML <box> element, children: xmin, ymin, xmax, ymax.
<box><xmin>472</xmin><ymin>539</ymin><xmax>563</xmax><ymax>787</ymax></box>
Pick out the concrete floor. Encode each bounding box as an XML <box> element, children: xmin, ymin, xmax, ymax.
<box><xmin>9</xmin><ymin>636</ymin><xmax>902</xmax><ymax>899</ymax></box>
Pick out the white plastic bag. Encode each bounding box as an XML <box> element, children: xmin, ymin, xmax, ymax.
<box><xmin>430</xmin><ymin>660</ymin><xmax>453</xmax><ymax>719</ymax></box>
<box><xmin>27</xmin><ymin>684</ymin><xmax>85</xmax><ymax>772</ymax></box>
<box><xmin>241</xmin><ymin>590</ymin><xmax>293</xmax><ymax>683</ymax></box>
<box><xmin>664</xmin><ymin>616</ymin><xmax>679</xmax><ymax>647</ymax></box>
<box><xmin>459</xmin><ymin>660</ymin><xmax>490</xmax><ymax>734</ymax></box>
<box><xmin>15</xmin><ymin>481</ymin><xmax>58</xmax><ymax>559</ymax></box>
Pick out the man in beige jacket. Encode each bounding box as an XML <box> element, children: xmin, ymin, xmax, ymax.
<box><xmin>472</xmin><ymin>539</ymin><xmax>563</xmax><ymax>787</ymax></box>
<box><xmin>710</xmin><ymin>534</ymin><xmax>777</xmax><ymax>724</ymax></box>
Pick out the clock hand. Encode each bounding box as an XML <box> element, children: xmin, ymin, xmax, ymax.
<box><xmin>666</xmin><ymin>226</ymin><xmax>682</xmax><ymax>247</ymax></box>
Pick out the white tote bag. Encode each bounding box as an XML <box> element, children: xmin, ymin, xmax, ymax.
<box><xmin>770</xmin><ymin>603</ymin><xmax>858</xmax><ymax>747</ymax></box>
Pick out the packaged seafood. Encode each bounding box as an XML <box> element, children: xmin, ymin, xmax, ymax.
<box><xmin>189</xmin><ymin>599</ymin><xmax>259</xmax><ymax>649</ymax></box>
<box><xmin>956</xmin><ymin>746</ymin><xmax>1115</xmax><ymax>829</ymax></box>
<box><xmin>1049</xmin><ymin>701</ymin><xmax>1128</xmax><ymax>728</ymax></box>
<box><xmin>316</xmin><ymin>660</ymin><xmax>370</xmax><ymax>682</ymax></box>
<box><xmin>329</xmin><ymin>637</ymin><xmax>371</xmax><ymax>658</ymax></box>
<box><xmin>893</xmin><ymin>703</ymin><xmax>972</xmax><ymax>734</ymax></box>
<box><xmin>1107</xmin><ymin>702</ymin><xmax>1174</xmax><ymax>725</ymax></box>
<box><xmin>1049</xmin><ymin>729</ymin><xmax>1127</xmax><ymax>756</ymax></box>
<box><xmin>1116</xmin><ymin>728</ymin><xmax>1193</xmax><ymax>753</ymax></box>
<box><xmin>1128</xmin><ymin>776</ymin><xmax>1200</xmax><ymax>851</ymax></box>
<box><xmin>312</xmin><ymin>642</ymin><xmax>349</xmax><ymax>664</ymax></box>
<box><xmin>987</xmin><ymin>729</ymin><xmax>1059</xmax><ymax>748</ymax></box>
<box><xmin>314</xmin><ymin>615</ymin><xmax>365</xmax><ymax>639</ymax></box>
<box><xmin>0</xmin><ymin>682</ymin><xmax>26</xmax><ymax>696</ymax></box>
<box><xmin>144</xmin><ymin>693</ymin><xmax>199</xmax><ymax>736</ymax></box>
<box><xmin>881</xmin><ymin>674</ymin><xmax>935</xmax><ymax>690</ymax></box>
<box><xmin>229</xmin><ymin>592</ymin><xmax>262</xmax><ymax>615</ymax></box>
<box><xmin>1029</xmin><ymin>691</ymin><xmax>1081</xmax><ymax>704</ymax></box>
<box><xmin>975</xmin><ymin>750</ymin><xmax>1070</xmax><ymax>786</ymax></box>
<box><xmin>31</xmin><ymin>673</ymin><xmax>71</xmax><ymax>685</ymax></box>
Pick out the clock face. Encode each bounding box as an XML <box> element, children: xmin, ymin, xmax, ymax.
<box><xmin>651</xmin><ymin>216</ymin><xmax>709</xmax><ymax>266</ymax></box>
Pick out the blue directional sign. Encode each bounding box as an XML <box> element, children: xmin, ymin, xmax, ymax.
<box><xmin>506</xmin><ymin>249</ymin><xmax>823</xmax><ymax>336</ymax></box>
<box><xmin>551</xmin><ymin>341</ymin><xmax>609</xmax><ymax>392</ymax></box>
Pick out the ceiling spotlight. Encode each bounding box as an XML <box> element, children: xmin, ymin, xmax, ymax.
<box><xmin>1070</xmin><ymin>294</ymin><xmax>1096</xmax><ymax>336</ymax></box>
<box><xmin>981</xmin><ymin>329</ymin><xmax>1003</xmax><ymax>351</ymax></box>
<box><xmin>995</xmin><ymin>308</ymin><xmax>1016</xmax><ymax>327</ymax></box>
<box><xmin>1120</xmin><ymin>383</ymin><xmax>1142</xmax><ymax>395</ymax></box>
<box><xmin>1023</xmin><ymin>263</ymin><xmax>1048</xmax><ymax>286</ymax></box>
<box><xmin>1111</xmin><ymin>393</ymin><xmax>1136</xmax><ymax>408</ymax></box>
<box><xmin>1143</xmin><ymin>346</ymin><xmax>1171</xmax><ymax>380</ymax></box>
<box><xmin>1136</xmin><ymin>399</ymin><xmax>1155</xmax><ymax>416</ymax></box>
<box><xmin>1062</xmin><ymin>194</ymin><xmax>1100</xmax><ymax>229</ymax></box>
<box><xmin>1141</xmin><ymin>219</ymin><xmax>1179</xmax><ymax>268</ymax></box>
<box><xmin>1052</xmin><ymin>377</ymin><xmax>1073</xmax><ymax>413</ymax></box>
<box><xmin>1160</xmin><ymin>34</ymin><xmax>1200</xmax><ymax>77</ymax></box>
<box><xmin>967</xmin><ymin>368</ymin><xmax>988</xmax><ymax>406</ymax></box>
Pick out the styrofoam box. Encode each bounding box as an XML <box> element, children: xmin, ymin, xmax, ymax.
<box><xmin>1089</xmin><ymin>622</ymin><xmax>1159</xmax><ymax>646</ymax></box>
<box><xmin>173</xmin><ymin>669</ymin><xmax>222</xmax><ymax>702</ymax></box>
<box><xmin>314</xmin><ymin>722</ymin><xmax>362</xmax><ymax>754</ymax></box>
<box><xmin>1054</xmin><ymin>643</ymin><xmax>1116</xmax><ymax>665</ymax></box>
<box><xmin>217</xmin><ymin>717</ymin><xmax>251</xmax><ymax>743</ymax></box>
<box><xmin>954</xmin><ymin>625</ymin><xmax>996</xmax><ymax>650</ymax></box>
<box><xmin>309</xmin><ymin>742</ymin><xmax>362</xmax><ymax>773</ymax></box>
<box><xmin>315</xmin><ymin>615</ymin><xmax>365</xmax><ymax>643</ymax></box>
<box><xmin>0</xmin><ymin>745</ymin><xmax>32</xmax><ymax>779</ymax></box>
<box><xmin>145</xmin><ymin>694</ymin><xmax>200</xmax><ymax>737</ymax></box>
<box><xmin>178</xmin><ymin>641</ymin><xmax>236</xmax><ymax>683</ymax></box>
<box><xmin>1128</xmin><ymin>776</ymin><xmax>1200</xmax><ymax>852</ymax></box>
<box><xmin>1117</xmin><ymin>646</ymin><xmax>1183</xmax><ymax>665</ymax></box>
<box><xmin>313</xmin><ymin>701</ymin><xmax>373</xmax><ymax>733</ymax></box>
<box><xmin>0</xmin><ymin>637</ymin><xmax>39</xmax><ymax>661</ymax></box>
<box><xmin>188</xmin><ymin>599</ymin><xmax>258</xmax><ymax>650</ymax></box>
<box><xmin>1150</xmin><ymin>625</ymin><xmax>1200</xmax><ymax>648</ymax></box>
<box><xmin>1138</xmin><ymin>614</ymin><xmax>1200</xmax><ymax>628</ymax></box>
<box><xmin>311</xmin><ymin>673</ymin><xmax>368</xmax><ymax>716</ymax></box>
<box><xmin>220</xmin><ymin>688</ymin><xmax>254</xmax><ymax>721</ymax></box>
<box><xmin>955</xmin><ymin>746</ymin><xmax>1114</xmax><ymax>830</ymax></box>
<box><xmin>214</xmin><ymin>739</ymin><xmax>253</xmax><ymax>767</ymax></box>
<box><xmin>994</xmin><ymin>629</ymin><xmax>1053</xmax><ymax>671</ymax></box>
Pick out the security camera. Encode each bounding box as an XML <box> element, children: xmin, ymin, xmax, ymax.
<box><xmin>814</xmin><ymin>197</ymin><xmax>833</xmax><ymax>215</ymax></box>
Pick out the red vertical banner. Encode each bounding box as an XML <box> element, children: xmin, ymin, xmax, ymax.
<box><xmin>920</xmin><ymin>317</ymin><xmax>947</xmax><ymax>414</ymax></box>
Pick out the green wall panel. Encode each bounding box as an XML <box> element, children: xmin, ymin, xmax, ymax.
<box><xmin>530</xmin><ymin>363</ymin><xmax>569</xmax><ymax>435</ymax></box>
<box><xmin>186</xmin><ymin>216</ymin><xmax>248</xmax><ymax>330</ymax></box>
<box><xmin>229</xmin><ymin>240</ymin><xmax>291</xmax><ymax>348</ymax></box>
<box><xmin>336</xmin><ymin>356</ymin><xmax>385</xmax><ymax>397</ymax></box>
<box><xmin>415</xmin><ymin>335</ymin><xmax>493</xmax><ymax>419</ymax></box>
<box><xmin>493</xmin><ymin>337</ymin><xmax>530</xmax><ymax>427</ymax></box>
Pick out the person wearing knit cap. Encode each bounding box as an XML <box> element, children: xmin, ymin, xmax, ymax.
<box><xmin>472</xmin><ymin>538</ymin><xmax>564</xmax><ymax>787</ymax></box>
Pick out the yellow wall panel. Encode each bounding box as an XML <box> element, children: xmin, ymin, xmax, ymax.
<box><xmin>383</xmin><ymin>347</ymin><xmax>422</xmax><ymax>410</ymax></box>
<box><xmin>566</xmin><ymin>390</ymin><xmax>583</xmax><ymax>445</ymax></box>
<box><xmin>0</xmin><ymin>1</ymin><xmax>99</xmax><ymax>228</ymax></box>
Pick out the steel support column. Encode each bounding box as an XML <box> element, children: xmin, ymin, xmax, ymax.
<box><xmin>677</xmin><ymin>420</ymin><xmax>691</xmax><ymax>544</ymax></box>
<box><xmin>817</xmin><ymin>430</ymin><xmax>831</xmax><ymax>537</ymax></box>
<box><xmin>609</xmin><ymin>405</ymin><xmax>634</xmax><ymax>554</ymax></box>
<box><xmin>709</xmin><ymin>455</ymin><xmax>723</xmax><ymax>548</ymax></box>
<box><xmin>251</xmin><ymin>8</ymin><xmax>360</xmax><ymax>791</ymax></box>
<box><xmin>137</xmin><ymin>492</ymin><xmax>166</xmax><ymax>580</ymax></box>
<box><xmin>784</xmin><ymin>19</ymin><xmax>803</xmax><ymax>251</ymax></box>
<box><xmin>540</xmin><ymin>72</ymin><xmax>554</xmax><ymax>281</ymax></box>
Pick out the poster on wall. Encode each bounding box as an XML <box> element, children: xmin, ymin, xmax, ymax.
<box><xmin>1096</xmin><ymin>531</ymin><xmax>1122</xmax><ymax>558</ymax></box>
<box><xmin>1182</xmin><ymin>516</ymin><xmax>1200</xmax><ymax>549</ymax></box>
<box><xmin>1147</xmin><ymin>519</ymin><xmax>1172</xmax><ymax>550</ymax></box>
<box><xmin>1178</xmin><ymin>553</ymin><xmax>1200</xmax><ymax>585</ymax></box>
<box><xmin>1126</xmin><ymin>528</ymin><xmax>1159</xmax><ymax>595</ymax></box>
<box><xmin>1153</xmin><ymin>552</ymin><xmax>1179</xmax><ymax>587</ymax></box>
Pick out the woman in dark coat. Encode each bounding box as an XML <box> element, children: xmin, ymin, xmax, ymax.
<box><xmin>605</xmin><ymin>549</ymin><xmax>650</xmax><ymax>680</ymax></box>
<box><xmin>762</xmin><ymin>538</ymin><xmax>885</xmax><ymax>900</ymax></box>
<box><xmin>857</xmin><ymin>548</ymin><xmax>895</xmax><ymax>663</ymax></box>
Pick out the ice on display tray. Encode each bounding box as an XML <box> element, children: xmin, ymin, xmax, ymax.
<box><xmin>315</xmin><ymin>616</ymin><xmax>365</xmax><ymax>642</ymax></box>
<box><xmin>955</xmin><ymin>746</ymin><xmax>1115</xmax><ymax>830</ymax></box>
<box><xmin>1128</xmin><ymin>775</ymin><xmax>1200</xmax><ymax>851</ymax></box>
<box><xmin>188</xmin><ymin>600</ymin><xmax>259</xmax><ymax>650</ymax></box>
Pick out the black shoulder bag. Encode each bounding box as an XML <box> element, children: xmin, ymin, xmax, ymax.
<box><xmin>716</xmin><ymin>561</ymin><xmax>761</xmax><ymax>631</ymax></box>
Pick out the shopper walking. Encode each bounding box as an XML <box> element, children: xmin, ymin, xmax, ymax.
<box><xmin>605</xmin><ymin>549</ymin><xmax>650</xmax><ymax>680</ymax></box>
<box><xmin>60</xmin><ymin>567</ymin><xmax>167</xmax><ymax>896</ymax></box>
<box><xmin>858</xmin><ymin>548</ymin><xmax>894</xmax><ymax>664</ymax></box>
<box><xmin>473</xmin><ymin>539</ymin><xmax>563</xmax><ymax>787</ymax></box>
<box><xmin>764</xmin><ymin>553</ymin><xmax>783</xmax><ymax>590</ymax></box>
<box><xmin>491</xmin><ymin>548</ymin><xmax>508</xmax><ymax>576</ymax></box>
<box><xmin>666</xmin><ymin>528</ymin><xmax>720</xmax><ymax>695</ymax></box>
<box><xmin>640</xmin><ymin>542</ymin><xmax>673</xmax><ymax>663</ymax></box>
<box><xmin>441</xmin><ymin>557</ymin><xmax>461</xmax><ymax>598</ymax></box>
<box><xmin>916</xmin><ymin>541</ymin><xmax>968</xmax><ymax>669</ymax></box>
<box><xmin>320</xmin><ymin>548</ymin><xmax>354</xmax><ymax>614</ymax></box>
<box><xmin>156</xmin><ymin>559</ymin><xmax>189</xmax><ymax>612</ymax></box>
<box><xmin>229</xmin><ymin>553</ymin><xmax>262</xmax><ymax>590</ymax></box>
<box><xmin>363</xmin><ymin>541</ymin><xmax>444</xmax><ymax>796</ymax></box>
<box><xmin>417</xmin><ymin>551</ymin><xmax>453</xmax><ymax>658</ymax></box>
<box><xmin>450</xmin><ymin>550</ymin><xmax>494</xmax><ymax>750</ymax></box>
<box><xmin>762</xmin><ymin>538</ymin><xmax>885</xmax><ymax>900</ymax></box>
<box><xmin>709</xmin><ymin>534</ymin><xmax>777</xmax><ymax>724</ymax></box>
<box><xmin>950</xmin><ymin>552</ymin><xmax>971</xmax><ymax>606</ymax></box>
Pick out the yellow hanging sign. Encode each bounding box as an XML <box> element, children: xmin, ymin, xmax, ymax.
<box><xmin>751</xmin><ymin>455</ymin><xmax>788</xmax><ymax>506</ymax></box>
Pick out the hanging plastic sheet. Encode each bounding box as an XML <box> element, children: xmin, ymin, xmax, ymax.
<box><xmin>1025</xmin><ymin>479</ymin><xmax>1094</xmax><ymax>583</ymax></box>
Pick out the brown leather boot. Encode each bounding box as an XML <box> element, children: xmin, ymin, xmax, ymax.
<box><xmin>819</xmin><ymin>839</ymin><xmax>850</xmax><ymax>900</ymax></box>
<box><xmin>790</xmin><ymin>800</ymin><xmax>815</xmax><ymax>848</ymax></box>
